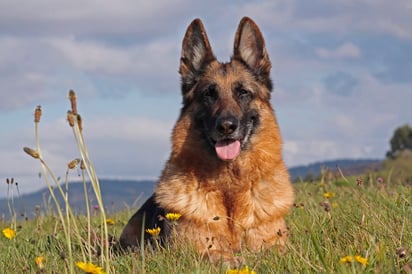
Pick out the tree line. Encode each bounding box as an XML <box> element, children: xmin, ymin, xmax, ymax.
<box><xmin>387</xmin><ymin>124</ymin><xmax>412</xmax><ymax>158</ymax></box>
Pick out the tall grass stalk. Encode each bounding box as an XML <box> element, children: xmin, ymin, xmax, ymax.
<box><xmin>31</xmin><ymin>106</ymin><xmax>74</xmax><ymax>274</ymax></box>
<box><xmin>23</xmin><ymin>91</ymin><xmax>111</xmax><ymax>273</ymax></box>
<box><xmin>67</xmin><ymin>102</ymin><xmax>110</xmax><ymax>272</ymax></box>
<box><xmin>6</xmin><ymin>178</ymin><xmax>17</xmax><ymax>230</ymax></box>
<box><xmin>80</xmin><ymin>166</ymin><xmax>93</xmax><ymax>262</ymax></box>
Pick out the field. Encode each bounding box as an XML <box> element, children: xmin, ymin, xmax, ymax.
<box><xmin>1</xmin><ymin>93</ymin><xmax>411</xmax><ymax>273</ymax></box>
<box><xmin>1</xmin><ymin>169</ymin><xmax>411</xmax><ymax>273</ymax></box>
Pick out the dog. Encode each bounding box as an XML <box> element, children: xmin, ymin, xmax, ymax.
<box><xmin>120</xmin><ymin>16</ymin><xmax>294</xmax><ymax>266</ymax></box>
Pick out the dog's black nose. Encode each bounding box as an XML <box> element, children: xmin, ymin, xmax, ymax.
<box><xmin>216</xmin><ymin>116</ymin><xmax>238</xmax><ymax>135</ymax></box>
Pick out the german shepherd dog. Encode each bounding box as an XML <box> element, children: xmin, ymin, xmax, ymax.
<box><xmin>120</xmin><ymin>17</ymin><xmax>294</xmax><ymax>265</ymax></box>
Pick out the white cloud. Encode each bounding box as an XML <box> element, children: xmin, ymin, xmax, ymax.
<box><xmin>316</xmin><ymin>42</ymin><xmax>361</xmax><ymax>59</ymax></box>
<box><xmin>237</xmin><ymin>0</ymin><xmax>412</xmax><ymax>39</ymax></box>
<box><xmin>0</xmin><ymin>0</ymin><xmax>190</xmax><ymax>37</ymax></box>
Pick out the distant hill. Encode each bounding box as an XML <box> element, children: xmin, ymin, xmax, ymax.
<box><xmin>289</xmin><ymin>158</ymin><xmax>382</xmax><ymax>182</ymax></box>
<box><xmin>0</xmin><ymin>159</ymin><xmax>383</xmax><ymax>220</ymax></box>
<box><xmin>0</xmin><ymin>179</ymin><xmax>156</xmax><ymax>220</ymax></box>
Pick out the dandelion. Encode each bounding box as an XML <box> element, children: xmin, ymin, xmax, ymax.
<box><xmin>355</xmin><ymin>255</ymin><xmax>368</xmax><ymax>266</ymax></box>
<box><xmin>2</xmin><ymin>227</ymin><xmax>16</xmax><ymax>239</ymax></box>
<box><xmin>106</xmin><ymin>219</ymin><xmax>115</xmax><ymax>225</ymax></box>
<box><xmin>323</xmin><ymin>192</ymin><xmax>336</xmax><ymax>199</ymax></box>
<box><xmin>227</xmin><ymin>266</ymin><xmax>256</xmax><ymax>274</ymax></box>
<box><xmin>35</xmin><ymin>256</ymin><xmax>45</xmax><ymax>269</ymax></box>
<box><xmin>76</xmin><ymin>261</ymin><xmax>105</xmax><ymax>274</ymax></box>
<box><xmin>145</xmin><ymin>227</ymin><xmax>161</xmax><ymax>237</ymax></box>
<box><xmin>340</xmin><ymin>256</ymin><xmax>354</xmax><ymax>264</ymax></box>
<box><xmin>340</xmin><ymin>255</ymin><xmax>368</xmax><ymax>266</ymax></box>
<box><xmin>165</xmin><ymin>212</ymin><xmax>182</xmax><ymax>222</ymax></box>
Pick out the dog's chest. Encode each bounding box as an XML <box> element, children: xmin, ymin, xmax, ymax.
<box><xmin>179</xmin><ymin>179</ymin><xmax>276</xmax><ymax>228</ymax></box>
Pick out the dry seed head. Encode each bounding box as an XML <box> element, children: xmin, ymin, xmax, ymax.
<box><xmin>77</xmin><ymin>114</ymin><xmax>83</xmax><ymax>131</ymax></box>
<box><xmin>80</xmin><ymin>159</ymin><xmax>86</xmax><ymax>170</ymax></box>
<box><xmin>23</xmin><ymin>147</ymin><xmax>40</xmax><ymax>159</ymax></box>
<box><xmin>396</xmin><ymin>247</ymin><xmax>408</xmax><ymax>258</ymax></box>
<box><xmin>34</xmin><ymin>105</ymin><xmax>42</xmax><ymax>123</ymax></box>
<box><xmin>67</xmin><ymin>158</ymin><xmax>81</xmax><ymax>170</ymax></box>
<box><xmin>67</xmin><ymin>111</ymin><xmax>75</xmax><ymax>127</ymax></box>
<box><xmin>69</xmin><ymin>90</ymin><xmax>78</xmax><ymax>115</ymax></box>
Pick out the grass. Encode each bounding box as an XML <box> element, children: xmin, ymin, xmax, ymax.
<box><xmin>1</xmin><ymin>177</ymin><xmax>411</xmax><ymax>273</ymax></box>
<box><xmin>1</xmin><ymin>91</ymin><xmax>411</xmax><ymax>273</ymax></box>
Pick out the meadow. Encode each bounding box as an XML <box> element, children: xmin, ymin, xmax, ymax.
<box><xmin>1</xmin><ymin>92</ymin><xmax>411</xmax><ymax>273</ymax></box>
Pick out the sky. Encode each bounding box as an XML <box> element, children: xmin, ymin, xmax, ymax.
<box><xmin>0</xmin><ymin>0</ymin><xmax>411</xmax><ymax>196</ymax></box>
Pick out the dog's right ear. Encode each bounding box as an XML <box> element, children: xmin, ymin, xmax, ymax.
<box><xmin>180</xmin><ymin>19</ymin><xmax>215</xmax><ymax>96</ymax></box>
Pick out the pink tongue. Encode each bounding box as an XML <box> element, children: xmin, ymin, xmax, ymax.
<box><xmin>215</xmin><ymin>140</ymin><xmax>241</xmax><ymax>160</ymax></box>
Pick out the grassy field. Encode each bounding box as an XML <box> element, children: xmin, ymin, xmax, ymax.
<box><xmin>2</xmin><ymin>92</ymin><xmax>410</xmax><ymax>273</ymax></box>
<box><xmin>1</xmin><ymin>170</ymin><xmax>411</xmax><ymax>273</ymax></box>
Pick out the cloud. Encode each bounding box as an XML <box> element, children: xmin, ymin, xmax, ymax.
<box><xmin>236</xmin><ymin>0</ymin><xmax>412</xmax><ymax>39</ymax></box>
<box><xmin>0</xmin><ymin>0</ymin><xmax>190</xmax><ymax>38</ymax></box>
<box><xmin>316</xmin><ymin>42</ymin><xmax>361</xmax><ymax>59</ymax></box>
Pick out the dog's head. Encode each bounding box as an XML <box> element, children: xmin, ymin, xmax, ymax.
<box><xmin>179</xmin><ymin>17</ymin><xmax>273</xmax><ymax>161</ymax></box>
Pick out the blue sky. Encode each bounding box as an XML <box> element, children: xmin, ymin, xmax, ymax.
<box><xmin>1</xmin><ymin>0</ymin><xmax>411</xmax><ymax>196</ymax></box>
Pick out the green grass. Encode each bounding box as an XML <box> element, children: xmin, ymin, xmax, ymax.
<box><xmin>1</xmin><ymin>92</ymin><xmax>411</xmax><ymax>273</ymax></box>
<box><xmin>1</xmin><ymin>178</ymin><xmax>411</xmax><ymax>273</ymax></box>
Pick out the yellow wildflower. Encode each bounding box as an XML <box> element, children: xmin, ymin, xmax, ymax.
<box><xmin>35</xmin><ymin>256</ymin><xmax>45</xmax><ymax>269</ymax></box>
<box><xmin>340</xmin><ymin>256</ymin><xmax>354</xmax><ymax>264</ymax></box>
<box><xmin>106</xmin><ymin>218</ymin><xmax>115</xmax><ymax>225</ymax></box>
<box><xmin>145</xmin><ymin>227</ymin><xmax>161</xmax><ymax>237</ymax></box>
<box><xmin>165</xmin><ymin>212</ymin><xmax>182</xmax><ymax>222</ymax></box>
<box><xmin>76</xmin><ymin>261</ymin><xmax>105</xmax><ymax>274</ymax></box>
<box><xmin>227</xmin><ymin>266</ymin><xmax>256</xmax><ymax>274</ymax></box>
<box><xmin>323</xmin><ymin>192</ymin><xmax>336</xmax><ymax>199</ymax></box>
<box><xmin>355</xmin><ymin>255</ymin><xmax>368</xmax><ymax>266</ymax></box>
<box><xmin>340</xmin><ymin>255</ymin><xmax>368</xmax><ymax>266</ymax></box>
<box><xmin>331</xmin><ymin>202</ymin><xmax>339</xmax><ymax>208</ymax></box>
<box><xmin>2</xmin><ymin>227</ymin><xmax>16</xmax><ymax>239</ymax></box>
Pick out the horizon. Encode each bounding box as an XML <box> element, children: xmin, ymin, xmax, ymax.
<box><xmin>0</xmin><ymin>157</ymin><xmax>381</xmax><ymax>198</ymax></box>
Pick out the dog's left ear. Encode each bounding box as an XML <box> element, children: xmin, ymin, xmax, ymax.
<box><xmin>233</xmin><ymin>17</ymin><xmax>272</xmax><ymax>90</ymax></box>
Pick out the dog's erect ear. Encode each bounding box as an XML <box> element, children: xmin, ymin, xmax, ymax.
<box><xmin>180</xmin><ymin>19</ymin><xmax>215</xmax><ymax>95</ymax></box>
<box><xmin>233</xmin><ymin>17</ymin><xmax>272</xmax><ymax>90</ymax></box>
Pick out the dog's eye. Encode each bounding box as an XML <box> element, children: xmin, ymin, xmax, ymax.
<box><xmin>237</xmin><ymin>88</ymin><xmax>252</xmax><ymax>101</ymax></box>
<box><xmin>202</xmin><ymin>86</ymin><xmax>218</xmax><ymax>104</ymax></box>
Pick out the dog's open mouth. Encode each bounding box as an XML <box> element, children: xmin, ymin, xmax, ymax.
<box><xmin>215</xmin><ymin>139</ymin><xmax>241</xmax><ymax>160</ymax></box>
